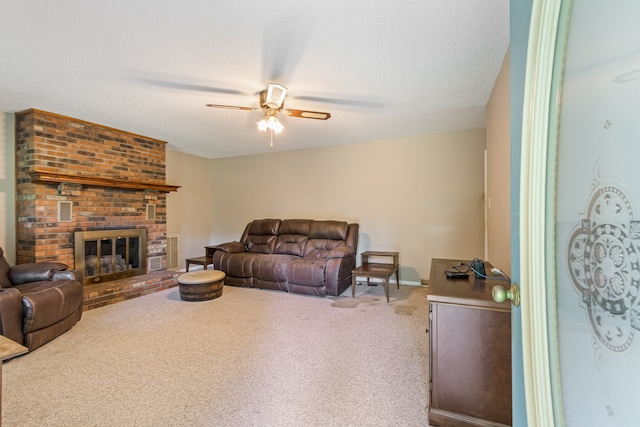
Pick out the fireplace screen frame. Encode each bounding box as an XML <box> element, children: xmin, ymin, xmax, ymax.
<box><xmin>74</xmin><ymin>228</ymin><xmax>147</xmax><ymax>286</ymax></box>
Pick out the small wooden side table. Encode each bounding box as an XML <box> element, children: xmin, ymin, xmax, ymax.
<box><xmin>351</xmin><ymin>251</ymin><xmax>399</xmax><ymax>302</ymax></box>
<box><xmin>185</xmin><ymin>256</ymin><xmax>211</xmax><ymax>272</ymax></box>
<box><xmin>0</xmin><ymin>335</ymin><xmax>28</xmax><ymax>426</ymax></box>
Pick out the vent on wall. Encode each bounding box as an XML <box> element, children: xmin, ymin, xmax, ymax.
<box><xmin>148</xmin><ymin>256</ymin><xmax>163</xmax><ymax>271</ymax></box>
<box><xmin>146</xmin><ymin>204</ymin><xmax>156</xmax><ymax>220</ymax></box>
<box><xmin>166</xmin><ymin>234</ymin><xmax>180</xmax><ymax>270</ymax></box>
<box><xmin>58</xmin><ymin>201</ymin><xmax>72</xmax><ymax>222</ymax></box>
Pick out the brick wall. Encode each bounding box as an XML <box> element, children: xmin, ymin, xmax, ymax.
<box><xmin>15</xmin><ymin>109</ymin><xmax>170</xmax><ymax>268</ymax></box>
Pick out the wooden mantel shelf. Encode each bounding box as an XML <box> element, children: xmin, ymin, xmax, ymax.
<box><xmin>28</xmin><ymin>171</ymin><xmax>181</xmax><ymax>193</ymax></box>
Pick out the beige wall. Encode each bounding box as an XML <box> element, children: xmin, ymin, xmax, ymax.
<box><xmin>0</xmin><ymin>113</ymin><xmax>16</xmax><ymax>265</ymax></box>
<box><xmin>486</xmin><ymin>48</ymin><xmax>511</xmax><ymax>275</ymax></box>
<box><xmin>166</xmin><ymin>149</ymin><xmax>214</xmax><ymax>268</ymax></box>
<box><xmin>208</xmin><ymin>129</ymin><xmax>487</xmax><ymax>283</ymax></box>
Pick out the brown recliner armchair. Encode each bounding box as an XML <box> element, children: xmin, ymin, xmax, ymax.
<box><xmin>0</xmin><ymin>247</ymin><xmax>83</xmax><ymax>352</ymax></box>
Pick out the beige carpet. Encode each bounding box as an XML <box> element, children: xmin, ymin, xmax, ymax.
<box><xmin>3</xmin><ymin>283</ymin><xmax>430</xmax><ymax>426</ymax></box>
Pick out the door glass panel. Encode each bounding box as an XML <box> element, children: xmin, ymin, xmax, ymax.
<box><xmin>100</xmin><ymin>238</ymin><xmax>113</xmax><ymax>273</ymax></box>
<box><xmin>553</xmin><ymin>1</ymin><xmax>640</xmax><ymax>425</ymax></box>
<box><xmin>85</xmin><ymin>239</ymin><xmax>98</xmax><ymax>278</ymax></box>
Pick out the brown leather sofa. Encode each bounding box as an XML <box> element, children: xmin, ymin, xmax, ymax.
<box><xmin>212</xmin><ymin>219</ymin><xmax>359</xmax><ymax>297</ymax></box>
<box><xmin>0</xmin><ymin>247</ymin><xmax>83</xmax><ymax>352</ymax></box>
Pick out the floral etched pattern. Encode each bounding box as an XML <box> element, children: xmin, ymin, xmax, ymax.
<box><xmin>567</xmin><ymin>186</ymin><xmax>640</xmax><ymax>352</ymax></box>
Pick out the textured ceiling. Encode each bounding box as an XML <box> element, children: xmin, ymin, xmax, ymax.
<box><xmin>0</xmin><ymin>1</ymin><xmax>509</xmax><ymax>159</ymax></box>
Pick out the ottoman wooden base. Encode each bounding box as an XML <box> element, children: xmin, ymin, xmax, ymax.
<box><xmin>178</xmin><ymin>270</ymin><xmax>226</xmax><ymax>301</ymax></box>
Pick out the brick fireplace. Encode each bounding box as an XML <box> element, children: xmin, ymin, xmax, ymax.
<box><xmin>15</xmin><ymin>109</ymin><xmax>181</xmax><ymax>310</ymax></box>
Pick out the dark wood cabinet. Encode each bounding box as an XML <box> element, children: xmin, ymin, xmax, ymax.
<box><xmin>428</xmin><ymin>259</ymin><xmax>512</xmax><ymax>427</ymax></box>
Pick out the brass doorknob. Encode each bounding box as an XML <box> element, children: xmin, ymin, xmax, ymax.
<box><xmin>492</xmin><ymin>283</ymin><xmax>520</xmax><ymax>306</ymax></box>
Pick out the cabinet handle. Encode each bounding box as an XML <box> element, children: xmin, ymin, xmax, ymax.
<box><xmin>492</xmin><ymin>283</ymin><xmax>520</xmax><ymax>306</ymax></box>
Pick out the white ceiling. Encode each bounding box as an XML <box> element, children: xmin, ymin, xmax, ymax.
<box><xmin>0</xmin><ymin>1</ymin><xmax>509</xmax><ymax>159</ymax></box>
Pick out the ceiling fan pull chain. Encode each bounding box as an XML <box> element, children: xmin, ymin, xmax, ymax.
<box><xmin>270</xmin><ymin>128</ymin><xmax>274</xmax><ymax>148</ymax></box>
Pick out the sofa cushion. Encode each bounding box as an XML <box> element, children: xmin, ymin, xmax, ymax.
<box><xmin>272</xmin><ymin>219</ymin><xmax>311</xmax><ymax>256</ymax></box>
<box><xmin>247</xmin><ymin>218</ymin><xmax>281</xmax><ymax>235</ymax></box>
<box><xmin>308</xmin><ymin>220</ymin><xmax>348</xmax><ymax>240</ymax></box>
<box><xmin>279</xmin><ymin>219</ymin><xmax>312</xmax><ymax>235</ymax></box>
<box><xmin>252</xmin><ymin>254</ymin><xmax>292</xmax><ymax>282</ymax></box>
<box><xmin>243</xmin><ymin>219</ymin><xmax>281</xmax><ymax>254</ymax></box>
<box><xmin>304</xmin><ymin>239</ymin><xmax>345</xmax><ymax>257</ymax></box>
<box><xmin>217</xmin><ymin>252</ymin><xmax>258</xmax><ymax>278</ymax></box>
<box><xmin>245</xmin><ymin>235</ymin><xmax>277</xmax><ymax>254</ymax></box>
<box><xmin>285</xmin><ymin>258</ymin><xmax>327</xmax><ymax>287</ymax></box>
<box><xmin>274</xmin><ymin>234</ymin><xmax>308</xmax><ymax>256</ymax></box>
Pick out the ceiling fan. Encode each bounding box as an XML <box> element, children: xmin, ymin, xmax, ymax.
<box><xmin>206</xmin><ymin>83</ymin><xmax>331</xmax><ymax>146</ymax></box>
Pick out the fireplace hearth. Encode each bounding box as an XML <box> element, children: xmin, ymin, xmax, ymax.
<box><xmin>75</xmin><ymin>229</ymin><xmax>147</xmax><ymax>286</ymax></box>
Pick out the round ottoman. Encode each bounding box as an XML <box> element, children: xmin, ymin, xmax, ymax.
<box><xmin>178</xmin><ymin>269</ymin><xmax>226</xmax><ymax>301</ymax></box>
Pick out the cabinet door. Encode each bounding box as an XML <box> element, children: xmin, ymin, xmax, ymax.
<box><xmin>430</xmin><ymin>303</ymin><xmax>511</xmax><ymax>426</ymax></box>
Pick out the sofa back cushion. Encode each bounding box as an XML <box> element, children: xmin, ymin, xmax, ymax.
<box><xmin>279</xmin><ymin>219</ymin><xmax>312</xmax><ymax>236</ymax></box>
<box><xmin>304</xmin><ymin>221</ymin><xmax>349</xmax><ymax>257</ymax></box>
<box><xmin>305</xmin><ymin>239</ymin><xmax>345</xmax><ymax>254</ymax></box>
<box><xmin>274</xmin><ymin>235</ymin><xmax>308</xmax><ymax>257</ymax></box>
<box><xmin>242</xmin><ymin>219</ymin><xmax>282</xmax><ymax>254</ymax></box>
<box><xmin>273</xmin><ymin>219</ymin><xmax>311</xmax><ymax>256</ymax></box>
<box><xmin>308</xmin><ymin>220</ymin><xmax>348</xmax><ymax>240</ymax></box>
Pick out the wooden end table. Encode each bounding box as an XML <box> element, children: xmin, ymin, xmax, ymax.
<box><xmin>351</xmin><ymin>251</ymin><xmax>399</xmax><ymax>303</ymax></box>
<box><xmin>0</xmin><ymin>335</ymin><xmax>28</xmax><ymax>425</ymax></box>
<box><xmin>186</xmin><ymin>245</ymin><xmax>225</xmax><ymax>272</ymax></box>
<box><xmin>185</xmin><ymin>256</ymin><xmax>211</xmax><ymax>272</ymax></box>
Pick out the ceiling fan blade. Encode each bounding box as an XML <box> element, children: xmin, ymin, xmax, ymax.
<box><xmin>282</xmin><ymin>109</ymin><xmax>331</xmax><ymax>120</ymax></box>
<box><xmin>142</xmin><ymin>78</ymin><xmax>246</xmax><ymax>95</ymax></box>
<box><xmin>262</xmin><ymin>15</ymin><xmax>314</xmax><ymax>82</ymax></box>
<box><xmin>206</xmin><ymin>104</ymin><xmax>261</xmax><ymax>111</ymax></box>
<box><xmin>294</xmin><ymin>95</ymin><xmax>383</xmax><ymax>109</ymax></box>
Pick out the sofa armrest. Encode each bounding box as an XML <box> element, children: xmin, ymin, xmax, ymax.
<box><xmin>305</xmin><ymin>246</ymin><xmax>355</xmax><ymax>259</ymax></box>
<box><xmin>53</xmin><ymin>269</ymin><xmax>83</xmax><ymax>282</ymax></box>
<box><xmin>213</xmin><ymin>241</ymin><xmax>246</xmax><ymax>254</ymax></box>
<box><xmin>8</xmin><ymin>262</ymin><xmax>69</xmax><ymax>286</ymax></box>
<box><xmin>0</xmin><ymin>288</ymin><xmax>24</xmax><ymax>345</ymax></box>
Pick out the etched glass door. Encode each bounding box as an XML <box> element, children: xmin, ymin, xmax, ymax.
<box><xmin>552</xmin><ymin>1</ymin><xmax>640</xmax><ymax>425</ymax></box>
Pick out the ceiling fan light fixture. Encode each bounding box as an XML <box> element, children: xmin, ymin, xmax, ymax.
<box><xmin>257</xmin><ymin>117</ymin><xmax>268</xmax><ymax>132</ymax></box>
<box><xmin>257</xmin><ymin>112</ymin><xmax>284</xmax><ymax>134</ymax></box>
<box><xmin>207</xmin><ymin>83</ymin><xmax>331</xmax><ymax>146</ymax></box>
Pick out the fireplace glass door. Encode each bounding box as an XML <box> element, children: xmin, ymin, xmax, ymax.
<box><xmin>75</xmin><ymin>229</ymin><xmax>147</xmax><ymax>285</ymax></box>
